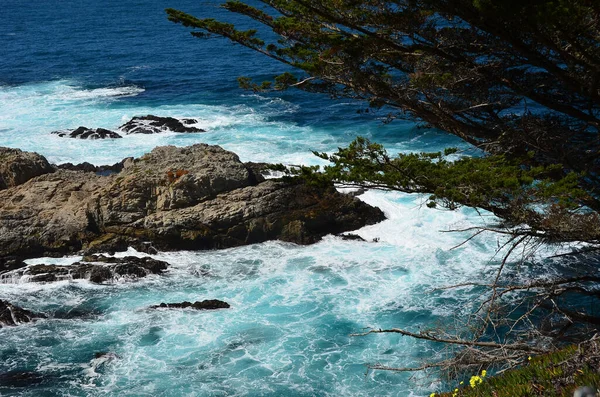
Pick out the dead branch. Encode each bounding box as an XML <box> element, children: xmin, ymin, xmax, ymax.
<box><xmin>351</xmin><ymin>327</ymin><xmax>547</xmax><ymax>353</ymax></box>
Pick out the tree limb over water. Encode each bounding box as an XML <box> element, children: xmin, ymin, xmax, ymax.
<box><xmin>166</xmin><ymin>0</ymin><xmax>600</xmax><ymax>385</ymax></box>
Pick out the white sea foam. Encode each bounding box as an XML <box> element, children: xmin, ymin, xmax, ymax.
<box><xmin>0</xmin><ymin>80</ymin><xmax>341</xmax><ymax>165</ymax></box>
<box><xmin>0</xmin><ymin>80</ymin><xmax>455</xmax><ymax>167</ymax></box>
<box><xmin>0</xmin><ymin>80</ymin><xmax>559</xmax><ymax>397</ymax></box>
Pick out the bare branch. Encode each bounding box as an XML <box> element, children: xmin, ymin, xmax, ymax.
<box><xmin>351</xmin><ymin>328</ymin><xmax>547</xmax><ymax>353</ymax></box>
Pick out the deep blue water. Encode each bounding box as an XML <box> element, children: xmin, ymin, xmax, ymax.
<box><xmin>0</xmin><ymin>1</ymin><xmax>517</xmax><ymax>396</ymax></box>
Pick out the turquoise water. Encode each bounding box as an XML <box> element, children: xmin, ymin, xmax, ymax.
<box><xmin>0</xmin><ymin>201</ymin><xmax>503</xmax><ymax>396</ymax></box>
<box><xmin>0</xmin><ymin>0</ymin><xmax>523</xmax><ymax>395</ymax></box>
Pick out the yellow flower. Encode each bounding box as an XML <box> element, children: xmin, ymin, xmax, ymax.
<box><xmin>460</xmin><ymin>381</ymin><xmax>464</xmax><ymax>385</ymax></box>
<box><xmin>470</xmin><ymin>375</ymin><xmax>483</xmax><ymax>388</ymax></box>
<box><xmin>481</xmin><ymin>370</ymin><xmax>487</xmax><ymax>377</ymax></box>
<box><xmin>430</xmin><ymin>393</ymin><xmax>435</xmax><ymax>397</ymax></box>
<box><xmin>528</xmin><ymin>356</ymin><xmax>531</xmax><ymax>361</ymax></box>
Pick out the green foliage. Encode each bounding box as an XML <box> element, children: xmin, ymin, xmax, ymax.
<box><xmin>437</xmin><ymin>343</ymin><xmax>600</xmax><ymax>397</ymax></box>
<box><xmin>309</xmin><ymin>137</ymin><xmax>587</xmax><ymax>213</ymax></box>
<box><xmin>296</xmin><ymin>137</ymin><xmax>600</xmax><ymax>242</ymax></box>
<box><xmin>166</xmin><ymin>0</ymin><xmax>600</xmax><ymax>174</ymax></box>
<box><xmin>167</xmin><ymin>0</ymin><xmax>600</xmax><ymax>240</ymax></box>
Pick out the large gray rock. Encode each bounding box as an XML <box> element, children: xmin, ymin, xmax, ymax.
<box><xmin>0</xmin><ymin>144</ymin><xmax>385</xmax><ymax>263</ymax></box>
<box><xmin>0</xmin><ymin>147</ymin><xmax>54</xmax><ymax>190</ymax></box>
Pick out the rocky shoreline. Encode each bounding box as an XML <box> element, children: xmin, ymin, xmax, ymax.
<box><xmin>0</xmin><ymin>144</ymin><xmax>385</xmax><ymax>270</ymax></box>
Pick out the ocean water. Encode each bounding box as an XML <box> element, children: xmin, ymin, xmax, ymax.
<box><xmin>0</xmin><ymin>1</ymin><xmax>545</xmax><ymax>396</ymax></box>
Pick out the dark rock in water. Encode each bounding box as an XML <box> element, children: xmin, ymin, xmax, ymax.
<box><xmin>52</xmin><ymin>126</ymin><xmax>122</xmax><ymax>139</ymax></box>
<box><xmin>0</xmin><ymin>256</ymin><xmax>27</xmax><ymax>273</ymax></box>
<box><xmin>151</xmin><ymin>299</ymin><xmax>230</xmax><ymax>310</ymax></box>
<box><xmin>52</xmin><ymin>307</ymin><xmax>103</xmax><ymax>320</ymax></box>
<box><xmin>345</xmin><ymin>187</ymin><xmax>367</xmax><ymax>197</ymax></box>
<box><xmin>0</xmin><ymin>256</ymin><xmax>169</xmax><ymax>284</ymax></box>
<box><xmin>88</xmin><ymin>265</ymin><xmax>113</xmax><ymax>284</ymax></box>
<box><xmin>0</xmin><ymin>300</ymin><xmax>45</xmax><ymax>327</ymax></box>
<box><xmin>87</xmin><ymin>352</ymin><xmax>120</xmax><ymax>375</ymax></box>
<box><xmin>337</xmin><ymin>233</ymin><xmax>366</xmax><ymax>242</ymax></box>
<box><xmin>93</xmin><ymin>352</ymin><xmax>120</xmax><ymax>360</ymax></box>
<box><xmin>0</xmin><ymin>370</ymin><xmax>46</xmax><ymax>387</ymax></box>
<box><xmin>0</xmin><ymin>147</ymin><xmax>54</xmax><ymax>190</ymax></box>
<box><xmin>133</xmin><ymin>242</ymin><xmax>159</xmax><ymax>255</ymax></box>
<box><xmin>0</xmin><ymin>144</ymin><xmax>385</xmax><ymax>261</ymax></box>
<box><xmin>119</xmin><ymin>115</ymin><xmax>204</xmax><ymax>134</ymax></box>
<box><xmin>82</xmin><ymin>239</ymin><xmax>159</xmax><ymax>257</ymax></box>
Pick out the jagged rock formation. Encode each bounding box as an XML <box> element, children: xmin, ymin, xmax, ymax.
<box><xmin>337</xmin><ymin>233</ymin><xmax>367</xmax><ymax>241</ymax></box>
<box><xmin>0</xmin><ymin>255</ymin><xmax>169</xmax><ymax>284</ymax></box>
<box><xmin>52</xmin><ymin>127</ymin><xmax>123</xmax><ymax>139</ymax></box>
<box><xmin>0</xmin><ymin>144</ymin><xmax>385</xmax><ymax>264</ymax></box>
<box><xmin>56</xmin><ymin>158</ymin><xmax>132</xmax><ymax>175</ymax></box>
<box><xmin>119</xmin><ymin>115</ymin><xmax>204</xmax><ymax>134</ymax></box>
<box><xmin>150</xmin><ymin>300</ymin><xmax>230</xmax><ymax>310</ymax></box>
<box><xmin>0</xmin><ymin>147</ymin><xmax>54</xmax><ymax>190</ymax></box>
<box><xmin>0</xmin><ymin>300</ymin><xmax>45</xmax><ymax>327</ymax></box>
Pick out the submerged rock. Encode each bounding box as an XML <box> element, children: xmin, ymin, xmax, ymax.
<box><xmin>150</xmin><ymin>300</ymin><xmax>230</xmax><ymax>310</ymax></box>
<box><xmin>51</xmin><ymin>307</ymin><xmax>104</xmax><ymax>320</ymax></box>
<box><xmin>0</xmin><ymin>256</ymin><xmax>169</xmax><ymax>284</ymax></box>
<box><xmin>52</xmin><ymin>126</ymin><xmax>122</xmax><ymax>139</ymax></box>
<box><xmin>0</xmin><ymin>147</ymin><xmax>54</xmax><ymax>190</ymax></box>
<box><xmin>0</xmin><ymin>300</ymin><xmax>45</xmax><ymax>327</ymax></box>
<box><xmin>0</xmin><ymin>144</ymin><xmax>385</xmax><ymax>262</ymax></box>
<box><xmin>0</xmin><ymin>371</ymin><xmax>46</xmax><ymax>387</ymax></box>
<box><xmin>119</xmin><ymin>115</ymin><xmax>204</xmax><ymax>134</ymax></box>
<box><xmin>83</xmin><ymin>352</ymin><xmax>120</xmax><ymax>380</ymax></box>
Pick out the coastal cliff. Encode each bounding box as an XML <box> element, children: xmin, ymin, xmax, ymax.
<box><xmin>0</xmin><ymin>144</ymin><xmax>385</xmax><ymax>268</ymax></box>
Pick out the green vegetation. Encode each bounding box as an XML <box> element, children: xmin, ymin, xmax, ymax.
<box><xmin>308</xmin><ymin>137</ymin><xmax>597</xmax><ymax>243</ymax></box>
<box><xmin>436</xmin><ymin>340</ymin><xmax>600</xmax><ymax>397</ymax></box>
<box><xmin>166</xmin><ymin>0</ymin><xmax>600</xmax><ymax>388</ymax></box>
<box><xmin>166</xmin><ymin>0</ymin><xmax>600</xmax><ymax>243</ymax></box>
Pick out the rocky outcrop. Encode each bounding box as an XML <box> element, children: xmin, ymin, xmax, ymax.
<box><xmin>0</xmin><ymin>147</ymin><xmax>54</xmax><ymax>190</ymax></box>
<box><xmin>119</xmin><ymin>115</ymin><xmax>204</xmax><ymax>134</ymax></box>
<box><xmin>0</xmin><ymin>256</ymin><xmax>169</xmax><ymax>284</ymax></box>
<box><xmin>337</xmin><ymin>233</ymin><xmax>367</xmax><ymax>241</ymax></box>
<box><xmin>0</xmin><ymin>257</ymin><xmax>28</xmax><ymax>274</ymax></box>
<box><xmin>56</xmin><ymin>158</ymin><xmax>132</xmax><ymax>175</ymax></box>
<box><xmin>0</xmin><ymin>144</ymin><xmax>385</xmax><ymax>263</ymax></box>
<box><xmin>150</xmin><ymin>300</ymin><xmax>230</xmax><ymax>310</ymax></box>
<box><xmin>0</xmin><ymin>300</ymin><xmax>45</xmax><ymax>327</ymax></box>
<box><xmin>52</xmin><ymin>127</ymin><xmax>122</xmax><ymax>139</ymax></box>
